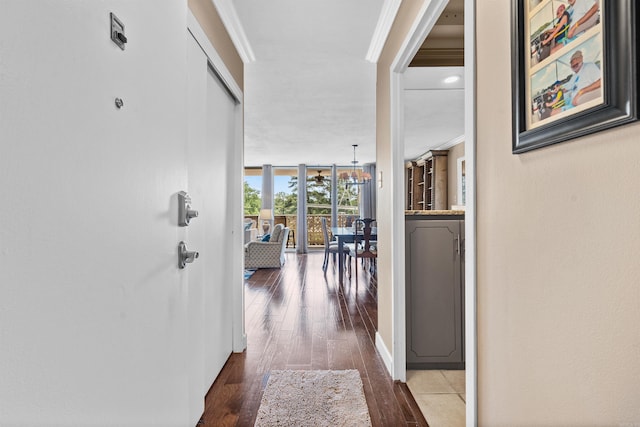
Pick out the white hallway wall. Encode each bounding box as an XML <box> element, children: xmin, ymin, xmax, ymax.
<box><xmin>0</xmin><ymin>2</ymin><xmax>239</xmax><ymax>426</ymax></box>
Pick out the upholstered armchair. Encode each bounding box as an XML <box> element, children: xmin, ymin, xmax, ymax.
<box><xmin>244</xmin><ymin>223</ymin><xmax>290</xmax><ymax>269</ymax></box>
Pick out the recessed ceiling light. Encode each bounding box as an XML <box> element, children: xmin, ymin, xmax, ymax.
<box><xmin>444</xmin><ymin>75</ymin><xmax>460</xmax><ymax>84</ymax></box>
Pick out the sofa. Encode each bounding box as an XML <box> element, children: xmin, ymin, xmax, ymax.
<box><xmin>244</xmin><ymin>223</ymin><xmax>290</xmax><ymax>269</ymax></box>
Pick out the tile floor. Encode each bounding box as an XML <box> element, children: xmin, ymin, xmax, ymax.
<box><xmin>406</xmin><ymin>370</ymin><xmax>466</xmax><ymax>427</ymax></box>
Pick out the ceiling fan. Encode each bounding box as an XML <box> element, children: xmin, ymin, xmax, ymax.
<box><xmin>313</xmin><ymin>170</ymin><xmax>325</xmax><ymax>184</ymax></box>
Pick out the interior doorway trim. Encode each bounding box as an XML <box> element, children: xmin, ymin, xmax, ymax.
<box><xmin>188</xmin><ymin>11</ymin><xmax>242</xmax><ymax>101</ymax></box>
<box><xmin>389</xmin><ymin>0</ymin><xmax>477</xmax><ymax>425</ymax></box>
<box><xmin>389</xmin><ymin>0</ymin><xmax>448</xmax><ymax>383</ymax></box>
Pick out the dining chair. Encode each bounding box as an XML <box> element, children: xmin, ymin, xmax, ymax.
<box><xmin>362</xmin><ymin>218</ymin><xmax>377</xmax><ymax>270</ymax></box>
<box><xmin>347</xmin><ymin>219</ymin><xmax>377</xmax><ymax>283</ymax></box>
<box><xmin>321</xmin><ymin>217</ymin><xmax>349</xmax><ymax>272</ymax></box>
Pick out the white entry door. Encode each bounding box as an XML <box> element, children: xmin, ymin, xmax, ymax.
<box><xmin>0</xmin><ymin>1</ymin><xmax>193</xmax><ymax>426</ymax></box>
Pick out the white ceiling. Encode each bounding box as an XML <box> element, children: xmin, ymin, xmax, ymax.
<box><xmin>404</xmin><ymin>66</ymin><xmax>465</xmax><ymax>160</ymax></box>
<box><xmin>230</xmin><ymin>0</ymin><xmax>464</xmax><ymax>167</ymax></box>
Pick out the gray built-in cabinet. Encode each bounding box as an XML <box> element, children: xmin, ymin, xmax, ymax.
<box><xmin>406</xmin><ymin>215</ymin><xmax>465</xmax><ymax>369</ymax></box>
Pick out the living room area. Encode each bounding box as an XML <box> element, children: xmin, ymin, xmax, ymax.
<box><xmin>242</xmin><ymin>163</ymin><xmax>376</xmax><ymax>254</ymax></box>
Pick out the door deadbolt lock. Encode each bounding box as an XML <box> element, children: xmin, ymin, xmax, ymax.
<box><xmin>178</xmin><ymin>191</ymin><xmax>199</xmax><ymax>226</ymax></box>
<box><xmin>178</xmin><ymin>241</ymin><xmax>199</xmax><ymax>269</ymax></box>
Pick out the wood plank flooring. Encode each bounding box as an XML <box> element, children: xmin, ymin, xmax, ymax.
<box><xmin>199</xmin><ymin>251</ymin><xmax>428</xmax><ymax>426</ymax></box>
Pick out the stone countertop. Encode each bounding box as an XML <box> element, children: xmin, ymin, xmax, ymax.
<box><xmin>405</xmin><ymin>210</ymin><xmax>465</xmax><ymax>216</ymax></box>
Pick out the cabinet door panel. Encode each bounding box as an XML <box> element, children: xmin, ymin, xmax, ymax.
<box><xmin>406</xmin><ymin>220</ymin><xmax>463</xmax><ymax>366</ymax></box>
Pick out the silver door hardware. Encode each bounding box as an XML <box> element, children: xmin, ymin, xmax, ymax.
<box><xmin>178</xmin><ymin>191</ymin><xmax>199</xmax><ymax>226</ymax></box>
<box><xmin>110</xmin><ymin>13</ymin><xmax>127</xmax><ymax>50</ymax></box>
<box><xmin>178</xmin><ymin>241</ymin><xmax>199</xmax><ymax>269</ymax></box>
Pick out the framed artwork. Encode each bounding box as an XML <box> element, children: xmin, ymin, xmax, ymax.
<box><xmin>512</xmin><ymin>0</ymin><xmax>639</xmax><ymax>153</ymax></box>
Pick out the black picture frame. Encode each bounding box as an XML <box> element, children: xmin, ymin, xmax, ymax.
<box><xmin>512</xmin><ymin>0</ymin><xmax>639</xmax><ymax>154</ymax></box>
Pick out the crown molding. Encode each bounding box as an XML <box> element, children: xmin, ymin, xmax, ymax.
<box><xmin>412</xmin><ymin>135</ymin><xmax>465</xmax><ymax>162</ymax></box>
<box><xmin>211</xmin><ymin>0</ymin><xmax>255</xmax><ymax>63</ymax></box>
<box><xmin>366</xmin><ymin>0</ymin><xmax>402</xmax><ymax>63</ymax></box>
<box><xmin>434</xmin><ymin>134</ymin><xmax>465</xmax><ymax>150</ymax></box>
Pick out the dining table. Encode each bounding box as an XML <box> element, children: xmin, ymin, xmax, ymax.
<box><xmin>330</xmin><ymin>226</ymin><xmax>378</xmax><ymax>284</ymax></box>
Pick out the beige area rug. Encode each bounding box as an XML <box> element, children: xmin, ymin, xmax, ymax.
<box><xmin>254</xmin><ymin>369</ymin><xmax>372</xmax><ymax>427</ymax></box>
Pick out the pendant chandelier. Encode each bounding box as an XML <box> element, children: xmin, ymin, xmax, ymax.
<box><xmin>339</xmin><ymin>144</ymin><xmax>371</xmax><ymax>188</ymax></box>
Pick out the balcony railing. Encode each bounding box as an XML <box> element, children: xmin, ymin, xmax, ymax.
<box><xmin>245</xmin><ymin>214</ymin><xmax>358</xmax><ymax>247</ymax></box>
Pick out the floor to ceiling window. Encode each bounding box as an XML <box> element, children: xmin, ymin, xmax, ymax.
<box><xmin>306</xmin><ymin>168</ymin><xmax>331</xmax><ymax>247</ymax></box>
<box><xmin>244</xmin><ymin>165</ymin><xmax>365</xmax><ymax>249</ymax></box>
<box><xmin>273</xmin><ymin>167</ymin><xmax>298</xmax><ymax>246</ymax></box>
<box><xmin>335</xmin><ymin>166</ymin><xmax>361</xmax><ymax>225</ymax></box>
<box><xmin>244</xmin><ymin>167</ymin><xmax>263</xmax><ymax>219</ymax></box>
<box><xmin>306</xmin><ymin>167</ymin><xmax>362</xmax><ymax>247</ymax></box>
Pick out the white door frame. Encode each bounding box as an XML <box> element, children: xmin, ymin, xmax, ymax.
<box><xmin>389</xmin><ymin>0</ymin><xmax>476</xmax><ymax>425</ymax></box>
<box><xmin>187</xmin><ymin>11</ymin><xmax>247</xmax><ymax>353</ymax></box>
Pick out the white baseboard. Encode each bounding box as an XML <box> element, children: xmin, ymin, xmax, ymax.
<box><xmin>233</xmin><ymin>333</ymin><xmax>247</xmax><ymax>353</ymax></box>
<box><xmin>375</xmin><ymin>332</ymin><xmax>393</xmax><ymax>377</ymax></box>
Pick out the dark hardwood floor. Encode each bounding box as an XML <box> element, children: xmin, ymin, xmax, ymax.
<box><xmin>199</xmin><ymin>250</ymin><xmax>428</xmax><ymax>426</ymax></box>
